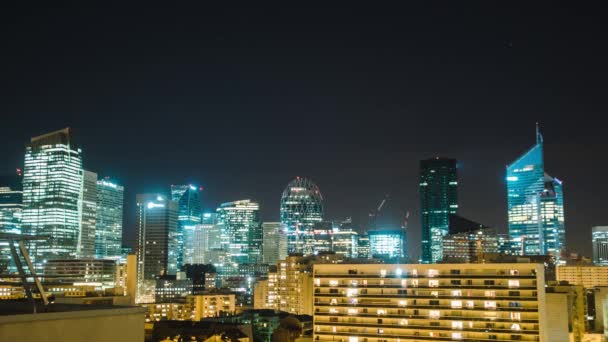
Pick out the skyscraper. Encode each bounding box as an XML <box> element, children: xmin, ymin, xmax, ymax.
<box><xmin>216</xmin><ymin>199</ymin><xmax>261</xmax><ymax>264</ymax></box>
<box><xmin>262</xmin><ymin>222</ymin><xmax>287</xmax><ymax>265</ymax></box>
<box><xmin>185</xmin><ymin>213</ymin><xmax>221</xmax><ymax>265</ymax></box>
<box><xmin>0</xmin><ymin>172</ymin><xmax>23</xmax><ymax>272</ymax></box>
<box><xmin>368</xmin><ymin>229</ymin><xmax>405</xmax><ymax>260</ymax></box>
<box><xmin>95</xmin><ymin>177</ymin><xmax>124</xmax><ymax>259</ymax></box>
<box><xmin>280</xmin><ymin>177</ymin><xmax>323</xmax><ymax>255</ymax></box>
<box><xmin>507</xmin><ymin>125</ymin><xmax>566</xmax><ymax>256</ymax></box>
<box><xmin>171</xmin><ymin>184</ymin><xmax>202</xmax><ymax>271</ymax></box>
<box><xmin>21</xmin><ymin>128</ymin><xmax>84</xmax><ymax>265</ymax></box>
<box><xmin>419</xmin><ymin>157</ymin><xmax>458</xmax><ymax>263</ymax></box>
<box><xmin>78</xmin><ymin>170</ymin><xmax>97</xmax><ymax>258</ymax></box>
<box><xmin>136</xmin><ymin>194</ymin><xmax>178</xmax><ymax>302</ymax></box>
<box><xmin>592</xmin><ymin>226</ymin><xmax>608</xmax><ymax>266</ymax></box>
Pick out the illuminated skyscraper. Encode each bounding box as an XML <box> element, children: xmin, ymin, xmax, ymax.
<box><xmin>185</xmin><ymin>213</ymin><xmax>221</xmax><ymax>264</ymax></box>
<box><xmin>420</xmin><ymin>157</ymin><xmax>458</xmax><ymax>263</ymax></box>
<box><xmin>592</xmin><ymin>226</ymin><xmax>608</xmax><ymax>266</ymax></box>
<box><xmin>507</xmin><ymin>125</ymin><xmax>565</xmax><ymax>256</ymax></box>
<box><xmin>0</xmin><ymin>172</ymin><xmax>22</xmax><ymax>272</ymax></box>
<box><xmin>280</xmin><ymin>177</ymin><xmax>323</xmax><ymax>255</ymax></box>
<box><xmin>78</xmin><ymin>170</ymin><xmax>97</xmax><ymax>258</ymax></box>
<box><xmin>95</xmin><ymin>177</ymin><xmax>124</xmax><ymax>259</ymax></box>
<box><xmin>368</xmin><ymin>229</ymin><xmax>405</xmax><ymax>260</ymax></box>
<box><xmin>21</xmin><ymin>128</ymin><xmax>84</xmax><ymax>265</ymax></box>
<box><xmin>171</xmin><ymin>184</ymin><xmax>202</xmax><ymax>270</ymax></box>
<box><xmin>216</xmin><ymin>200</ymin><xmax>261</xmax><ymax>264</ymax></box>
<box><xmin>136</xmin><ymin>194</ymin><xmax>178</xmax><ymax>302</ymax></box>
<box><xmin>262</xmin><ymin>222</ymin><xmax>287</xmax><ymax>265</ymax></box>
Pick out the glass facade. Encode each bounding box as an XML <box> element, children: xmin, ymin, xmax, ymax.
<box><xmin>186</xmin><ymin>213</ymin><xmax>221</xmax><ymax>265</ymax></box>
<box><xmin>171</xmin><ymin>184</ymin><xmax>202</xmax><ymax>270</ymax></box>
<box><xmin>78</xmin><ymin>170</ymin><xmax>97</xmax><ymax>258</ymax></box>
<box><xmin>507</xmin><ymin>126</ymin><xmax>565</xmax><ymax>256</ymax></box>
<box><xmin>95</xmin><ymin>177</ymin><xmax>124</xmax><ymax>259</ymax></box>
<box><xmin>368</xmin><ymin>229</ymin><xmax>405</xmax><ymax>260</ymax></box>
<box><xmin>262</xmin><ymin>222</ymin><xmax>287</xmax><ymax>265</ymax></box>
<box><xmin>420</xmin><ymin>157</ymin><xmax>458</xmax><ymax>263</ymax></box>
<box><xmin>592</xmin><ymin>226</ymin><xmax>608</xmax><ymax>265</ymax></box>
<box><xmin>0</xmin><ymin>173</ymin><xmax>23</xmax><ymax>273</ymax></box>
<box><xmin>216</xmin><ymin>199</ymin><xmax>261</xmax><ymax>265</ymax></box>
<box><xmin>21</xmin><ymin>128</ymin><xmax>84</xmax><ymax>266</ymax></box>
<box><xmin>280</xmin><ymin>177</ymin><xmax>324</xmax><ymax>255</ymax></box>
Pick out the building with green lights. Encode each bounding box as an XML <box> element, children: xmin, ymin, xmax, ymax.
<box><xmin>171</xmin><ymin>184</ymin><xmax>202</xmax><ymax>270</ymax></box>
<box><xmin>216</xmin><ymin>199</ymin><xmax>262</xmax><ymax>265</ymax></box>
<box><xmin>419</xmin><ymin>157</ymin><xmax>458</xmax><ymax>263</ymax></box>
<box><xmin>21</xmin><ymin>128</ymin><xmax>84</xmax><ymax>266</ymax></box>
<box><xmin>0</xmin><ymin>173</ymin><xmax>23</xmax><ymax>272</ymax></box>
<box><xmin>95</xmin><ymin>177</ymin><xmax>124</xmax><ymax>259</ymax></box>
<box><xmin>368</xmin><ymin>229</ymin><xmax>405</xmax><ymax>260</ymax></box>
<box><xmin>507</xmin><ymin>125</ymin><xmax>565</xmax><ymax>256</ymax></box>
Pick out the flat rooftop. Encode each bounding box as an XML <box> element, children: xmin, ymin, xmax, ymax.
<box><xmin>0</xmin><ymin>300</ymin><xmax>145</xmax><ymax>320</ymax></box>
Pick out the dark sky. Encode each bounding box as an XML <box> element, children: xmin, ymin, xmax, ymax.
<box><xmin>1</xmin><ymin>4</ymin><xmax>606</xmax><ymax>258</ymax></box>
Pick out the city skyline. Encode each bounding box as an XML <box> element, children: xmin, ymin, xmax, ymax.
<box><xmin>1</xmin><ymin>4</ymin><xmax>607</xmax><ymax>259</ymax></box>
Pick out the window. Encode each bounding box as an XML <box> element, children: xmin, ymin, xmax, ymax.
<box><xmin>314</xmin><ymin>278</ymin><xmax>320</xmax><ymax>286</ymax></box>
<box><xmin>412</xmin><ymin>279</ymin><xmax>419</xmax><ymax>287</ymax></box>
<box><xmin>329</xmin><ymin>280</ymin><xmax>339</xmax><ymax>287</ymax></box>
<box><xmin>377</xmin><ymin>329</ymin><xmax>384</xmax><ymax>334</ymax></box>
<box><xmin>452</xmin><ymin>332</ymin><xmax>463</xmax><ymax>340</ymax></box>
<box><xmin>428</xmin><ymin>269</ymin><xmax>439</xmax><ymax>277</ymax></box>
<box><xmin>510</xmin><ymin>269</ymin><xmax>519</xmax><ymax>276</ymax></box>
<box><xmin>401</xmin><ymin>279</ymin><xmax>407</xmax><ymax>287</ymax></box>
<box><xmin>380</xmin><ymin>269</ymin><xmax>387</xmax><ymax>277</ymax></box>
<box><xmin>429</xmin><ymin>310</ymin><xmax>441</xmax><ymax>319</ymax></box>
<box><xmin>398</xmin><ymin>300</ymin><xmax>407</xmax><ymax>307</ymax></box>
<box><xmin>484</xmin><ymin>280</ymin><xmax>495</xmax><ymax>286</ymax></box>
<box><xmin>429</xmin><ymin>280</ymin><xmax>439</xmax><ymax>287</ymax></box>
<box><xmin>451</xmin><ymin>290</ymin><xmax>462</xmax><ymax>297</ymax></box>
<box><xmin>431</xmin><ymin>291</ymin><xmax>439</xmax><ymax>297</ymax></box>
<box><xmin>451</xmin><ymin>269</ymin><xmax>461</xmax><ymax>275</ymax></box>
<box><xmin>330</xmin><ymin>298</ymin><xmax>337</xmax><ymax>305</ymax></box>
<box><xmin>349</xmin><ymin>337</ymin><xmax>358</xmax><ymax>342</ymax></box>
<box><xmin>451</xmin><ymin>279</ymin><xmax>461</xmax><ymax>285</ymax></box>
<box><xmin>484</xmin><ymin>301</ymin><xmax>496</xmax><ymax>309</ymax></box>
<box><xmin>329</xmin><ymin>308</ymin><xmax>338</xmax><ymax>314</ymax></box>
<box><xmin>347</xmin><ymin>289</ymin><xmax>358</xmax><ymax>297</ymax></box>
<box><xmin>451</xmin><ymin>300</ymin><xmax>462</xmax><ymax>308</ymax></box>
<box><xmin>510</xmin><ymin>312</ymin><xmax>521</xmax><ymax>320</ymax></box>
<box><xmin>484</xmin><ymin>290</ymin><xmax>495</xmax><ymax>297</ymax></box>
<box><xmin>377</xmin><ymin>309</ymin><xmax>386</xmax><ymax>315</ymax></box>
<box><xmin>412</xmin><ymin>269</ymin><xmax>418</xmax><ymax>276</ymax></box>
<box><xmin>508</xmin><ymin>280</ymin><xmax>520</xmax><ymax>288</ymax></box>
<box><xmin>347</xmin><ymin>308</ymin><xmax>358</xmax><ymax>315</ymax></box>
<box><xmin>509</xmin><ymin>291</ymin><xmax>520</xmax><ymax>296</ymax></box>
<box><xmin>511</xmin><ymin>323</ymin><xmax>521</xmax><ymax>331</ymax></box>
<box><xmin>452</xmin><ymin>321</ymin><xmax>463</xmax><ymax>329</ymax></box>
<box><xmin>466</xmin><ymin>300</ymin><xmax>474</xmax><ymax>308</ymax></box>
<box><xmin>430</xmin><ymin>300</ymin><xmax>439</xmax><ymax>306</ymax></box>
<box><xmin>399</xmin><ymin>319</ymin><xmax>408</xmax><ymax>325</ymax></box>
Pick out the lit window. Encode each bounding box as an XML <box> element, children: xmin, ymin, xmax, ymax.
<box><xmin>508</xmin><ymin>280</ymin><xmax>520</xmax><ymax>288</ymax></box>
<box><xmin>466</xmin><ymin>300</ymin><xmax>475</xmax><ymax>308</ymax></box>
<box><xmin>452</xmin><ymin>321</ymin><xmax>463</xmax><ymax>329</ymax></box>
<box><xmin>429</xmin><ymin>310</ymin><xmax>440</xmax><ymax>319</ymax></box>
<box><xmin>401</xmin><ymin>279</ymin><xmax>407</xmax><ymax>287</ymax></box>
<box><xmin>332</xmin><ymin>326</ymin><xmax>337</xmax><ymax>332</ymax></box>
<box><xmin>452</xmin><ymin>332</ymin><xmax>462</xmax><ymax>340</ymax></box>
<box><xmin>377</xmin><ymin>309</ymin><xmax>386</xmax><ymax>315</ymax></box>
<box><xmin>485</xmin><ymin>290</ymin><xmax>495</xmax><ymax>297</ymax></box>
<box><xmin>347</xmin><ymin>289</ymin><xmax>358</xmax><ymax>297</ymax></box>
<box><xmin>330</xmin><ymin>298</ymin><xmax>337</xmax><ymax>305</ymax></box>
<box><xmin>510</xmin><ymin>312</ymin><xmax>521</xmax><ymax>320</ymax></box>
<box><xmin>451</xmin><ymin>290</ymin><xmax>462</xmax><ymax>297</ymax></box>
<box><xmin>398</xmin><ymin>300</ymin><xmax>407</xmax><ymax>307</ymax></box>
<box><xmin>412</xmin><ymin>269</ymin><xmax>418</xmax><ymax>276</ymax></box>
<box><xmin>511</xmin><ymin>323</ymin><xmax>521</xmax><ymax>331</ymax></box>
<box><xmin>378</xmin><ymin>329</ymin><xmax>384</xmax><ymax>334</ymax></box>
<box><xmin>484</xmin><ymin>301</ymin><xmax>496</xmax><ymax>309</ymax></box>
<box><xmin>510</xmin><ymin>269</ymin><xmax>519</xmax><ymax>276</ymax></box>
<box><xmin>380</xmin><ymin>269</ymin><xmax>387</xmax><ymax>277</ymax></box>
<box><xmin>329</xmin><ymin>308</ymin><xmax>338</xmax><ymax>314</ymax></box>
<box><xmin>349</xmin><ymin>337</ymin><xmax>358</xmax><ymax>342</ymax></box>
<box><xmin>428</xmin><ymin>269</ymin><xmax>439</xmax><ymax>277</ymax></box>
<box><xmin>429</xmin><ymin>280</ymin><xmax>439</xmax><ymax>287</ymax></box>
<box><xmin>451</xmin><ymin>300</ymin><xmax>462</xmax><ymax>308</ymax></box>
<box><xmin>395</xmin><ymin>268</ymin><xmax>403</xmax><ymax>276</ymax></box>
<box><xmin>314</xmin><ymin>278</ymin><xmax>320</xmax><ymax>286</ymax></box>
<box><xmin>412</xmin><ymin>279</ymin><xmax>419</xmax><ymax>287</ymax></box>
<box><xmin>399</xmin><ymin>319</ymin><xmax>408</xmax><ymax>325</ymax></box>
<box><xmin>431</xmin><ymin>291</ymin><xmax>439</xmax><ymax>297</ymax></box>
<box><xmin>329</xmin><ymin>280</ymin><xmax>339</xmax><ymax>287</ymax></box>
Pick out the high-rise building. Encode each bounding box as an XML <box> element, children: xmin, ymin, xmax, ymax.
<box><xmin>442</xmin><ymin>214</ymin><xmax>499</xmax><ymax>263</ymax></box>
<box><xmin>420</xmin><ymin>157</ymin><xmax>458</xmax><ymax>264</ymax></box>
<box><xmin>21</xmin><ymin>128</ymin><xmax>84</xmax><ymax>265</ymax></box>
<box><xmin>356</xmin><ymin>234</ymin><xmax>370</xmax><ymax>259</ymax></box>
<box><xmin>592</xmin><ymin>226</ymin><xmax>608</xmax><ymax>265</ymax></box>
<box><xmin>507</xmin><ymin>125</ymin><xmax>566</xmax><ymax>256</ymax></box>
<box><xmin>313</xmin><ymin>263</ymin><xmax>564</xmax><ymax>342</ymax></box>
<box><xmin>216</xmin><ymin>200</ymin><xmax>261</xmax><ymax>265</ymax></box>
<box><xmin>280</xmin><ymin>177</ymin><xmax>323</xmax><ymax>255</ymax></box>
<box><xmin>262</xmin><ymin>222</ymin><xmax>287</xmax><ymax>265</ymax></box>
<box><xmin>95</xmin><ymin>177</ymin><xmax>124</xmax><ymax>259</ymax></box>
<box><xmin>171</xmin><ymin>184</ymin><xmax>202</xmax><ymax>271</ymax></box>
<box><xmin>186</xmin><ymin>213</ymin><xmax>221</xmax><ymax>265</ymax></box>
<box><xmin>78</xmin><ymin>170</ymin><xmax>97</xmax><ymax>258</ymax></box>
<box><xmin>0</xmin><ymin>172</ymin><xmax>23</xmax><ymax>272</ymax></box>
<box><xmin>368</xmin><ymin>229</ymin><xmax>405</xmax><ymax>260</ymax></box>
<box><xmin>312</xmin><ymin>221</ymin><xmax>334</xmax><ymax>254</ymax></box>
<box><xmin>135</xmin><ymin>194</ymin><xmax>178</xmax><ymax>303</ymax></box>
<box><xmin>332</xmin><ymin>221</ymin><xmax>358</xmax><ymax>258</ymax></box>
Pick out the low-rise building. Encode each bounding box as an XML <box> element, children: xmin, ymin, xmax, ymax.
<box><xmin>556</xmin><ymin>265</ymin><xmax>608</xmax><ymax>288</ymax></box>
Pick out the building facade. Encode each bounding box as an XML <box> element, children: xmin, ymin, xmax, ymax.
<box><xmin>313</xmin><ymin>263</ymin><xmax>561</xmax><ymax>342</ymax></box>
<box><xmin>21</xmin><ymin>128</ymin><xmax>84</xmax><ymax>265</ymax></box>
<box><xmin>280</xmin><ymin>177</ymin><xmax>324</xmax><ymax>255</ymax></box>
<box><xmin>78</xmin><ymin>170</ymin><xmax>97</xmax><ymax>258</ymax></box>
<box><xmin>507</xmin><ymin>125</ymin><xmax>566</xmax><ymax>256</ymax></box>
<box><xmin>136</xmin><ymin>194</ymin><xmax>178</xmax><ymax>303</ymax></box>
<box><xmin>262</xmin><ymin>222</ymin><xmax>287</xmax><ymax>265</ymax></box>
<box><xmin>43</xmin><ymin>258</ymin><xmax>117</xmax><ymax>288</ymax></box>
<box><xmin>368</xmin><ymin>229</ymin><xmax>405</xmax><ymax>260</ymax></box>
<box><xmin>95</xmin><ymin>177</ymin><xmax>124</xmax><ymax>259</ymax></box>
<box><xmin>556</xmin><ymin>266</ymin><xmax>608</xmax><ymax>288</ymax></box>
<box><xmin>216</xmin><ymin>200</ymin><xmax>262</xmax><ymax>265</ymax></box>
<box><xmin>419</xmin><ymin>157</ymin><xmax>458</xmax><ymax>264</ymax></box>
<box><xmin>0</xmin><ymin>173</ymin><xmax>23</xmax><ymax>272</ymax></box>
<box><xmin>171</xmin><ymin>184</ymin><xmax>203</xmax><ymax>270</ymax></box>
<box><xmin>592</xmin><ymin>226</ymin><xmax>608</xmax><ymax>266</ymax></box>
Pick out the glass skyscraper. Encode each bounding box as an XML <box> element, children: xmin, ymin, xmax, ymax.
<box><xmin>171</xmin><ymin>184</ymin><xmax>202</xmax><ymax>270</ymax></box>
<box><xmin>280</xmin><ymin>177</ymin><xmax>323</xmax><ymax>255</ymax></box>
<box><xmin>419</xmin><ymin>157</ymin><xmax>458</xmax><ymax>263</ymax></box>
<box><xmin>262</xmin><ymin>222</ymin><xmax>287</xmax><ymax>265</ymax></box>
<box><xmin>0</xmin><ymin>172</ymin><xmax>23</xmax><ymax>272</ymax></box>
<box><xmin>368</xmin><ymin>229</ymin><xmax>405</xmax><ymax>260</ymax></box>
<box><xmin>185</xmin><ymin>213</ymin><xmax>221</xmax><ymax>265</ymax></box>
<box><xmin>507</xmin><ymin>125</ymin><xmax>565</xmax><ymax>256</ymax></box>
<box><xmin>216</xmin><ymin>199</ymin><xmax>262</xmax><ymax>265</ymax></box>
<box><xmin>21</xmin><ymin>128</ymin><xmax>84</xmax><ymax>266</ymax></box>
<box><xmin>78</xmin><ymin>170</ymin><xmax>97</xmax><ymax>258</ymax></box>
<box><xmin>95</xmin><ymin>177</ymin><xmax>124</xmax><ymax>259</ymax></box>
<box><xmin>592</xmin><ymin>226</ymin><xmax>608</xmax><ymax>265</ymax></box>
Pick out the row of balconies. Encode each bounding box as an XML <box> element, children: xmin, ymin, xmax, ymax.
<box><xmin>314</xmin><ymin>330</ymin><xmax>539</xmax><ymax>341</ymax></box>
<box><xmin>314</xmin><ymin>321</ymin><xmax>539</xmax><ymax>334</ymax></box>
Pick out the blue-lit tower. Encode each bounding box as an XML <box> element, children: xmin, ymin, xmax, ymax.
<box><xmin>171</xmin><ymin>184</ymin><xmax>202</xmax><ymax>270</ymax></box>
<box><xmin>507</xmin><ymin>124</ymin><xmax>565</xmax><ymax>256</ymax></box>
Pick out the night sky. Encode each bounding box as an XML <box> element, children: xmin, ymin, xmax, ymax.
<box><xmin>1</xmin><ymin>4</ymin><xmax>606</xmax><ymax>258</ymax></box>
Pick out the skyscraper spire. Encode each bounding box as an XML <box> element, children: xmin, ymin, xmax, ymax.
<box><xmin>536</xmin><ymin>122</ymin><xmax>543</xmax><ymax>144</ymax></box>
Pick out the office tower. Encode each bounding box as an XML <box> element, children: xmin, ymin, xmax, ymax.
<box><xmin>95</xmin><ymin>177</ymin><xmax>124</xmax><ymax>259</ymax></box>
<box><xmin>507</xmin><ymin>125</ymin><xmax>566</xmax><ymax>256</ymax></box>
<box><xmin>592</xmin><ymin>226</ymin><xmax>608</xmax><ymax>265</ymax></box>
<box><xmin>78</xmin><ymin>170</ymin><xmax>97</xmax><ymax>258</ymax></box>
<box><xmin>313</xmin><ymin>221</ymin><xmax>334</xmax><ymax>254</ymax></box>
<box><xmin>332</xmin><ymin>220</ymin><xmax>358</xmax><ymax>258</ymax></box>
<box><xmin>216</xmin><ymin>200</ymin><xmax>261</xmax><ymax>264</ymax></box>
<box><xmin>185</xmin><ymin>213</ymin><xmax>220</xmax><ymax>265</ymax></box>
<box><xmin>262</xmin><ymin>222</ymin><xmax>287</xmax><ymax>265</ymax></box>
<box><xmin>21</xmin><ymin>128</ymin><xmax>84</xmax><ymax>265</ymax></box>
<box><xmin>312</xmin><ymin>263</ymin><xmax>563</xmax><ymax>342</ymax></box>
<box><xmin>0</xmin><ymin>172</ymin><xmax>23</xmax><ymax>272</ymax></box>
<box><xmin>171</xmin><ymin>184</ymin><xmax>203</xmax><ymax>271</ymax></box>
<box><xmin>442</xmin><ymin>215</ymin><xmax>499</xmax><ymax>263</ymax></box>
<box><xmin>368</xmin><ymin>229</ymin><xmax>405</xmax><ymax>260</ymax></box>
<box><xmin>420</xmin><ymin>157</ymin><xmax>458</xmax><ymax>264</ymax></box>
<box><xmin>357</xmin><ymin>234</ymin><xmax>370</xmax><ymax>258</ymax></box>
<box><xmin>280</xmin><ymin>177</ymin><xmax>324</xmax><ymax>255</ymax></box>
<box><xmin>135</xmin><ymin>194</ymin><xmax>178</xmax><ymax>303</ymax></box>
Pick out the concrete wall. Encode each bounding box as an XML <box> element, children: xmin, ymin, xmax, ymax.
<box><xmin>545</xmin><ymin>293</ymin><xmax>570</xmax><ymax>342</ymax></box>
<box><xmin>0</xmin><ymin>307</ymin><xmax>145</xmax><ymax>342</ymax></box>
